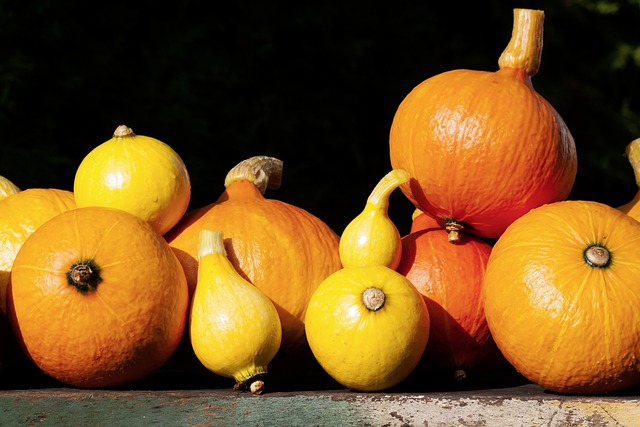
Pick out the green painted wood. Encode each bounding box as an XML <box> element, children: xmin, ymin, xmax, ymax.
<box><xmin>1</xmin><ymin>385</ymin><xmax>639</xmax><ymax>427</ymax></box>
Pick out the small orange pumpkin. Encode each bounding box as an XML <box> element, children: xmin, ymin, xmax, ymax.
<box><xmin>482</xmin><ymin>200</ymin><xmax>640</xmax><ymax>394</ymax></box>
<box><xmin>166</xmin><ymin>156</ymin><xmax>342</xmax><ymax>355</ymax></box>
<box><xmin>389</xmin><ymin>8</ymin><xmax>577</xmax><ymax>240</ymax></box>
<box><xmin>397</xmin><ymin>212</ymin><xmax>503</xmax><ymax>381</ymax></box>
<box><xmin>8</xmin><ymin>206</ymin><xmax>189</xmax><ymax>388</ymax></box>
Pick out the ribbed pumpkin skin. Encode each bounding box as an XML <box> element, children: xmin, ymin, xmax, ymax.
<box><xmin>482</xmin><ymin>200</ymin><xmax>640</xmax><ymax>394</ymax></box>
<box><xmin>389</xmin><ymin>67</ymin><xmax>577</xmax><ymax>239</ymax></box>
<box><xmin>397</xmin><ymin>214</ymin><xmax>503</xmax><ymax>379</ymax></box>
<box><xmin>7</xmin><ymin>207</ymin><xmax>189</xmax><ymax>388</ymax></box>
<box><xmin>166</xmin><ymin>181</ymin><xmax>342</xmax><ymax>354</ymax></box>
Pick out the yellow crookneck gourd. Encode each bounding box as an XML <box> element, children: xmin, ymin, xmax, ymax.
<box><xmin>190</xmin><ymin>229</ymin><xmax>282</xmax><ymax>395</ymax></box>
<box><xmin>339</xmin><ymin>168</ymin><xmax>410</xmax><ymax>269</ymax></box>
<box><xmin>304</xmin><ymin>169</ymin><xmax>429</xmax><ymax>392</ymax></box>
<box><xmin>619</xmin><ymin>138</ymin><xmax>640</xmax><ymax>221</ymax></box>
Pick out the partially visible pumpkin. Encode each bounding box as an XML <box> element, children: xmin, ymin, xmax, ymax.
<box><xmin>482</xmin><ymin>200</ymin><xmax>640</xmax><ymax>394</ymax></box>
<box><xmin>8</xmin><ymin>206</ymin><xmax>189</xmax><ymax>388</ymax></box>
<box><xmin>389</xmin><ymin>8</ymin><xmax>577</xmax><ymax>240</ymax></box>
<box><xmin>166</xmin><ymin>156</ymin><xmax>342</xmax><ymax>355</ymax></box>
<box><xmin>0</xmin><ymin>188</ymin><xmax>76</xmax><ymax>315</ymax></box>
<box><xmin>397</xmin><ymin>212</ymin><xmax>502</xmax><ymax>381</ymax></box>
<box><xmin>618</xmin><ymin>137</ymin><xmax>640</xmax><ymax>220</ymax></box>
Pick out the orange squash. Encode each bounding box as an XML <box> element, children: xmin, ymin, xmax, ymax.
<box><xmin>166</xmin><ymin>156</ymin><xmax>342</xmax><ymax>355</ymax></box>
<box><xmin>389</xmin><ymin>9</ymin><xmax>577</xmax><ymax>241</ymax></box>
<box><xmin>482</xmin><ymin>200</ymin><xmax>640</xmax><ymax>394</ymax></box>
<box><xmin>7</xmin><ymin>206</ymin><xmax>189</xmax><ymax>388</ymax></box>
<box><xmin>397</xmin><ymin>212</ymin><xmax>503</xmax><ymax>381</ymax></box>
<box><xmin>0</xmin><ymin>188</ymin><xmax>76</xmax><ymax>315</ymax></box>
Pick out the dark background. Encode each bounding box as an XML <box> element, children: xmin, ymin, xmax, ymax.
<box><xmin>2</xmin><ymin>0</ymin><xmax>640</xmax><ymax>236</ymax></box>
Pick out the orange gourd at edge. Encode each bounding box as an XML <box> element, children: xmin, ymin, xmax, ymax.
<box><xmin>482</xmin><ymin>200</ymin><xmax>640</xmax><ymax>394</ymax></box>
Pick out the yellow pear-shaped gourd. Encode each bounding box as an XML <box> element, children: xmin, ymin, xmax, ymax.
<box><xmin>190</xmin><ymin>229</ymin><xmax>282</xmax><ymax>394</ymax></box>
<box><xmin>339</xmin><ymin>169</ymin><xmax>410</xmax><ymax>269</ymax></box>
<box><xmin>619</xmin><ymin>138</ymin><xmax>640</xmax><ymax>221</ymax></box>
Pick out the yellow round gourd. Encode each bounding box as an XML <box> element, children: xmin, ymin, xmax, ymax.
<box><xmin>74</xmin><ymin>125</ymin><xmax>191</xmax><ymax>235</ymax></box>
<box><xmin>305</xmin><ymin>265</ymin><xmax>429</xmax><ymax>391</ymax></box>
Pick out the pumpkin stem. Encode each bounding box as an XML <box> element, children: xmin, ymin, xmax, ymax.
<box><xmin>113</xmin><ymin>124</ymin><xmax>136</xmax><ymax>139</ymax></box>
<box><xmin>498</xmin><ymin>8</ymin><xmax>544</xmax><ymax>77</ymax></box>
<box><xmin>584</xmin><ymin>244</ymin><xmax>611</xmax><ymax>268</ymax></box>
<box><xmin>67</xmin><ymin>260</ymin><xmax>103</xmax><ymax>294</ymax></box>
<box><xmin>625</xmin><ymin>138</ymin><xmax>640</xmax><ymax>188</ymax></box>
<box><xmin>444</xmin><ymin>220</ymin><xmax>464</xmax><ymax>244</ymax></box>
<box><xmin>453</xmin><ymin>369</ymin><xmax>468</xmax><ymax>382</ymax></box>
<box><xmin>224</xmin><ymin>156</ymin><xmax>284</xmax><ymax>195</ymax></box>
<box><xmin>362</xmin><ymin>287</ymin><xmax>385</xmax><ymax>311</ymax></box>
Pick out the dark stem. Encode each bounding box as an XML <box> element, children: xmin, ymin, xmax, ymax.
<box><xmin>66</xmin><ymin>260</ymin><xmax>102</xmax><ymax>294</ymax></box>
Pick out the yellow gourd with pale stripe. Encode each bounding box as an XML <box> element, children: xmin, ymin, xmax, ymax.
<box><xmin>190</xmin><ymin>229</ymin><xmax>282</xmax><ymax>394</ymax></box>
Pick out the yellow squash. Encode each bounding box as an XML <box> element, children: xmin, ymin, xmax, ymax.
<box><xmin>74</xmin><ymin>125</ymin><xmax>191</xmax><ymax>235</ymax></box>
<box><xmin>305</xmin><ymin>170</ymin><xmax>429</xmax><ymax>391</ymax></box>
<box><xmin>305</xmin><ymin>265</ymin><xmax>429</xmax><ymax>391</ymax></box>
<box><xmin>190</xmin><ymin>229</ymin><xmax>282</xmax><ymax>394</ymax></box>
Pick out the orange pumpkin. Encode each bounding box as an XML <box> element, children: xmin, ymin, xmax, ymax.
<box><xmin>482</xmin><ymin>200</ymin><xmax>640</xmax><ymax>394</ymax></box>
<box><xmin>166</xmin><ymin>156</ymin><xmax>342</xmax><ymax>355</ymax></box>
<box><xmin>0</xmin><ymin>188</ymin><xmax>76</xmax><ymax>315</ymax></box>
<box><xmin>7</xmin><ymin>206</ymin><xmax>189</xmax><ymax>388</ymax></box>
<box><xmin>397</xmin><ymin>212</ymin><xmax>503</xmax><ymax>381</ymax></box>
<box><xmin>389</xmin><ymin>9</ymin><xmax>577</xmax><ymax>240</ymax></box>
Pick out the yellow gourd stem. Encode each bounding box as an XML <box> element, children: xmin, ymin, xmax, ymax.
<box><xmin>224</xmin><ymin>156</ymin><xmax>283</xmax><ymax>194</ymax></box>
<box><xmin>626</xmin><ymin>138</ymin><xmax>640</xmax><ymax>188</ymax></box>
<box><xmin>498</xmin><ymin>8</ymin><xmax>544</xmax><ymax>77</ymax></box>
<box><xmin>113</xmin><ymin>124</ymin><xmax>136</xmax><ymax>138</ymax></box>
<box><xmin>197</xmin><ymin>228</ymin><xmax>225</xmax><ymax>259</ymax></box>
<box><xmin>367</xmin><ymin>169</ymin><xmax>410</xmax><ymax>208</ymax></box>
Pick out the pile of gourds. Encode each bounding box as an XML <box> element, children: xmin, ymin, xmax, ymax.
<box><xmin>1</xmin><ymin>8</ymin><xmax>639</xmax><ymax>396</ymax></box>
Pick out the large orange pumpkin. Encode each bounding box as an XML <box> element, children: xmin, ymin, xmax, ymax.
<box><xmin>482</xmin><ymin>200</ymin><xmax>640</xmax><ymax>394</ymax></box>
<box><xmin>166</xmin><ymin>156</ymin><xmax>342</xmax><ymax>355</ymax></box>
<box><xmin>7</xmin><ymin>206</ymin><xmax>189</xmax><ymax>388</ymax></box>
<box><xmin>389</xmin><ymin>8</ymin><xmax>577</xmax><ymax>240</ymax></box>
<box><xmin>397</xmin><ymin>212</ymin><xmax>503</xmax><ymax>381</ymax></box>
<box><xmin>0</xmin><ymin>188</ymin><xmax>76</xmax><ymax>315</ymax></box>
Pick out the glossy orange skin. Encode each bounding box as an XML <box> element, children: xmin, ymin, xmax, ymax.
<box><xmin>397</xmin><ymin>213</ymin><xmax>503</xmax><ymax>379</ymax></box>
<box><xmin>166</xmin><ymin>180</ymin><xmax>342</xmax><ymax>354</ymax></box>
<box><xmin>482</xmin><ymin>200</ymin><xmax>640</xmax><ymax>394</ymax></box>
<box><xmin>389</xmin><ymin>67</ymin><xmax>577</xmax><ymax>239</ymax></box>
<box><xmin>7</xmin><ymin>207</ymin><xmax>189</xmax><ymax>388</ymax></box>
